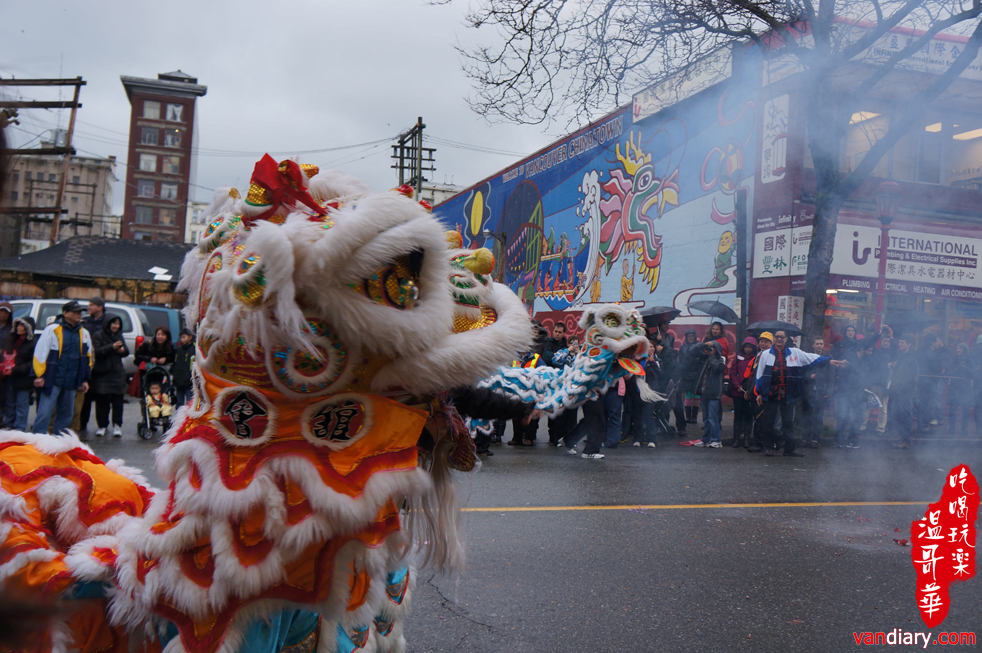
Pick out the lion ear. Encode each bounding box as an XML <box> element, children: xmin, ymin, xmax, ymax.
<box><xmin>578</xmin><ymin>309</ymin><xmax>597</xmax><ymax>330</ymax></box>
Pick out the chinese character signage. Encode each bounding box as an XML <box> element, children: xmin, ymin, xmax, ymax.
<box><xmin>833</xmin><ymin>225</ymin><xmax>982</xmax><ymax>290</ymax></box>
<box><xmin>775</xmin><ymin>295</ymin><xmax>803</xmax><ymax>328</ymax></box>
<box><xmin>911</xmin><ymin>465</ymin><xmax>978</xmax><ymax>628</ymax></box>
<box><xmin>760</xmin><ymin>95</ymin><xmax>789</xmax><ymax>184</ymax></box>
<box><xmin>753</xmin><ymin>226</ymin><xmax>810</xmax><ymax>278</ymax></box>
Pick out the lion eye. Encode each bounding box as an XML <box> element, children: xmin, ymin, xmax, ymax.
<box><xmin>604</xmin><ymin>316</ymin><xmax>621</xmax><ymax>328</ymax></box>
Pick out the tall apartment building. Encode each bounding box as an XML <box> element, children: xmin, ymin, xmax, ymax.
<box><xmin>120</xmin><ymin>71</ymin><xmax>206</xmax><ymax>241</ymax></box>
<box><xmin>2</xmin><ymin>144</ymin><xmax>116</xmax><ymax>255</ymax></box>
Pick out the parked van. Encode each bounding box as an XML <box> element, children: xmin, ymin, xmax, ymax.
<box><xmin>139</xmin><ymin>305</ymin><xmax>185</xmax><ymax>343</ymax></box>
<box><xmin>9</xmin><ymin>299</ymin><xmax>153</xmax><ymax>376</ymax></box>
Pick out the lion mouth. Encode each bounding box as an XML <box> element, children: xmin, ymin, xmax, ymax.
<box><xmin>350</xmin><ymin>248</ymin><xmax>424</xmax><ymax>310</ymax></box>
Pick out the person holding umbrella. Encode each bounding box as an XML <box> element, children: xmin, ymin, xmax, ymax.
<box><xmin>755</xmin><ymin>329</ymin><xmax>845</xmax><ymax>457</ymax></box>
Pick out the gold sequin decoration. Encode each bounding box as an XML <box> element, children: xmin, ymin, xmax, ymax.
<box><xmin>207</xmin><ymin>336</ymin><xmax>270</xmax><ymax>388</ymax></box>
<box><xmin>452</xmin><ymin>306</ymin><xmax>498</xmax><ymax>333</ymax></box>
<box><xmin>246</xmin><ymin>181</ymin><xmax>270</xmax><ymax>207</ymax></box>
<box><xmin>342</xmin><ymin>349</ymin><xmax>393</xmax><ymax>393</ymax></box>
<box><xmin>201</xmin><ymin>215</ymin><xmax>244</xmax><ymax>254</ymax></box>
<box><xmin>232</xmin><ymin>254</ymin><xmax>267</xmax><ymax>307</ymax></box>
<box><xmin>352</xmin><ymin>256</ymin><xmax>419</xmax><ymax>309</ymax></box>
<box><xmin>299</xmin><ymin>163</ymin><xmax>319</xmax><ymax>178</ymax></box>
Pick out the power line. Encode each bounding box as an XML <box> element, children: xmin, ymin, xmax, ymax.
<box><xmin>427</xmin><ymin>135</ymin><xmax>530</xmax><ymax>157</ymax></box>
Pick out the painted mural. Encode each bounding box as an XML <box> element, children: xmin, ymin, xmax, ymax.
<box><xmin>437</xmin><ymin>82</ymin><xmax>757</xmax><ymax>325</ymax></box>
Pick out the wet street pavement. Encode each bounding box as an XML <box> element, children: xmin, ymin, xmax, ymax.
<box><xmin>74</xmin><ymin>404</ymin><xmax>982</xmax><ymax>652</ymax></box>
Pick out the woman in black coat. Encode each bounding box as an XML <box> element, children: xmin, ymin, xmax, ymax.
<box><xmin>135</xmin><ymin>327</ymin><xmax>175</xmax><ymax>368</ymax></box>
<box><xmin>91</xmin><ymin>315</ymin><xmax>129</xmax><ymax>437</ymax></box>
<box><xmin>3</xmin><ymin>317</ymin><xmax>37</xmax><ymax>431</ymax></box>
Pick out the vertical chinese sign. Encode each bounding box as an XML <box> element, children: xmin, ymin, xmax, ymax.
<box><xmin>911</xmin><ymin>465</ymin><xmax>978</xmax><ymax>627</ymax></box>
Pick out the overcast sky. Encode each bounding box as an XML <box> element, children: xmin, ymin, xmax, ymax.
<box><xmin>1</xmin><ymin>0</ymin><xmax>565</xmax><ymax>213</ymax></box>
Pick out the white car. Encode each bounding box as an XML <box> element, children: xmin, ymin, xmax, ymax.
<box><xmin>9</xmin><ymin>299</ymin><xmax>153</xmax><ymax>376</ymax></box>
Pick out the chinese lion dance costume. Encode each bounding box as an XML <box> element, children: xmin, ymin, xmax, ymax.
<box><xmin>0</xmin><ymin>155</ymin><xmax>654</xmax><ymax>653</ymax></box>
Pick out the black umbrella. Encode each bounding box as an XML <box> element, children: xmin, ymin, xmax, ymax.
<box><xmin>686</xmin><ymin>300</ymin><xmax>739</xmax><ymax>323</ymax></box>
<box><xmin>640</xmin><ymin>306</ymin><xmax>682</xmax><ymax>328</ymax></box>
<box><xmin>746</xmin><ymin>321</ymin><xmax>804</xmax><ymax>338</ymax></box>
<box><xmin>884</xmin><ymin>311</ymin><xmax>941</xmax><ymax>333</ymax></box>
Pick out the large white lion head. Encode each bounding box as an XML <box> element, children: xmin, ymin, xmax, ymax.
<box><xmin>578</xmin><ymin>304</ymin><xmax>650</xmax><ymax>360</ymax></box>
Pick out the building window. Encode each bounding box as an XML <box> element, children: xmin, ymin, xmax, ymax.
<box><xmin>71</xmin><ymin>197</ymin><xmax>78</xmax><ymax>203</ymax></box>
<box><xmin>166</xmin><ymin>103</ymin><xmax>184</xmax><ymax>122</ymax></box>
<box><xmin>160</xmin><ymin>183</ymin><xmax>178</xmax><ymax>200</ymax></box>
<box><xmin>11</xmin><ymin>172</ymin><xmax>18</xmax><ymax>182</ymax></box>
<box><xmin>23</xmin><ymin>172</ymin><xmax>30</xmax><ymax>181</ymax></box>
<box><xmin>159</xmin><ymin>208</ymin><xmax>176</xmax><ymax>226</ymax></box>
<box><xmin>48</xmin><ymin>173</ymin><xmax>56</xmax><ymax>182</ymax></box>
<box><xmin>141</xmin><ymin>127</ymin><xmax>158</xmax><ymax>146</ymax></box>
<box><xmin>139</xmin><ymin>154</ymin><xmax>156</xmax><ymax>172</ymax></box>
<box><xmin>72</xmin><ymin>175</ymin><xmax>80</xmax><ymax>184</ymax></box>
<box><xmin>135</xmin><ymin>206</ymin><xmax>153</xmax><ymax>224</ymax></box>
<box><xmin>9</xmin><ymin>191</ymin><xmax>17</xmax><ymax>201</ymax></box>
<box><xmin>133</xmin><ymin>231</ymin><xmax>152</xmax><ymax>241</ymax></box>
<box><xmin>162</xmin><ymin>156</ymin><xmax>180</xmax><ymax>174</ymax></box>
<box><xmin>950</xmin><ymin>118</ymin><xmax>982</xmax><ymax>189</ymax></box>
<box><xmin>137</xmin><ymin>179</ymin><xmax>155</xmax><ymax>198</ymax></box>
<box><xmin>163</xmin><ymin>128</ymin><xmax>182</xmax><ymax>148</ymax></box>
<box><xmin>143</xmin><ymin>101</ymin><xmax>161</xmax><ymax>120</ymax></box>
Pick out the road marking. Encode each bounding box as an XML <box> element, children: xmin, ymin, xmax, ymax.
<box><xmin>462</xmin><ymin>501</ymin><xmax>928</xmax><ymax>513</ymax></box>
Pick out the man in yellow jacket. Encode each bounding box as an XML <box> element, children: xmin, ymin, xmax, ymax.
<box><xmin>31</xmin><ymin>301</ymin><xmax>93</xmax><ymax>435</ymax></box>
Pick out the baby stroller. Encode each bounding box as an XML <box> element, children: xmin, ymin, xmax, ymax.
<box><xmin>138</xmin><ymin>365</ymin><xmax>176</xmax><ymax>440</ymax></box>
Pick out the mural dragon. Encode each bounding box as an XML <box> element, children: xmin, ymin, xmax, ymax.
<box><xmin>0</xmin><ymin>156</ymin><xmax>535</xmax><ymax>653</ymax></box>
<box><xmin>597</xmin><ymin>131</ymin><xmax>680</xmax><ymax>293</ymax></box>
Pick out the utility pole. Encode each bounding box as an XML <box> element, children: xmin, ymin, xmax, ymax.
<box><xmin>390</xmin><ymin>117</ymin><xmax>435</xmax><ymax>199</ymax></box>
<box><xmin>49</xmin><ymin>78</ymin><xmax>83</xmax><ymax>246</ymax></box>
<box><xmin>735</xmin><ymin>188</ymin><xmax>749</xmax><ymax>344</ymax></box>
<box><xmin>0</xmin><ymin>77</ymin><xmax>85</xmax><ymax>249</ymax></box>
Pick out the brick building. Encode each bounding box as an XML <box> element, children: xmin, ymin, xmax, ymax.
<box><xmin>119</xmin><ymin>71</ymin><xmax>206</xmax><ymax>241</ymax></box>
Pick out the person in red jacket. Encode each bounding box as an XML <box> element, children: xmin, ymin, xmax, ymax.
<box><xmin>703</xmin><ymin>321</ymin><xmax>730</xmax><ymax>360</ymax></box>
<box><xmin>729</xmin><ymin>336</ymin><xmax>758</xmax><ymax>448</ymax></box>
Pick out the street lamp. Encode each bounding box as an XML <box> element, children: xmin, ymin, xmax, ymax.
<box><xmin>482</xmin><ymin>228</ymin><xmax>507</xmax><ymax>282</ymax></box>
<box><xmin>874</xmin><ymin>180</ymin><xmax>902</xmax><ymax>330</ymax></box>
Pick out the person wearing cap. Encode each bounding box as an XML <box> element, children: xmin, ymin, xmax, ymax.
<box><xmin>742</xmin><ymin>332</ymin><xmax>772</xmax><ymax>452</ymax></box>
<box><xmin>30</xmin><ymin>300</ymin><xmax>93</xmax><ymax>435</ymax></box>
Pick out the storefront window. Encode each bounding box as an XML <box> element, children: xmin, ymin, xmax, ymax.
<box><xmin>950</xmin><ymin>117</ymin><xmax>982</xmax><ymax>189</ymax></box>
<box><xmin>917</xmin><ymin>124</ymin><xmax>942</xmax><ymax>184</ymax></box>
<box><xmin>824</xmin><ymin>293</ymin><xmax>979</xmax><ymax>350</ymax></box>
<box><xmin>841</xmin><ymin>111</ymin><xmax>891</xmax><ymax>177</ymax></box>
